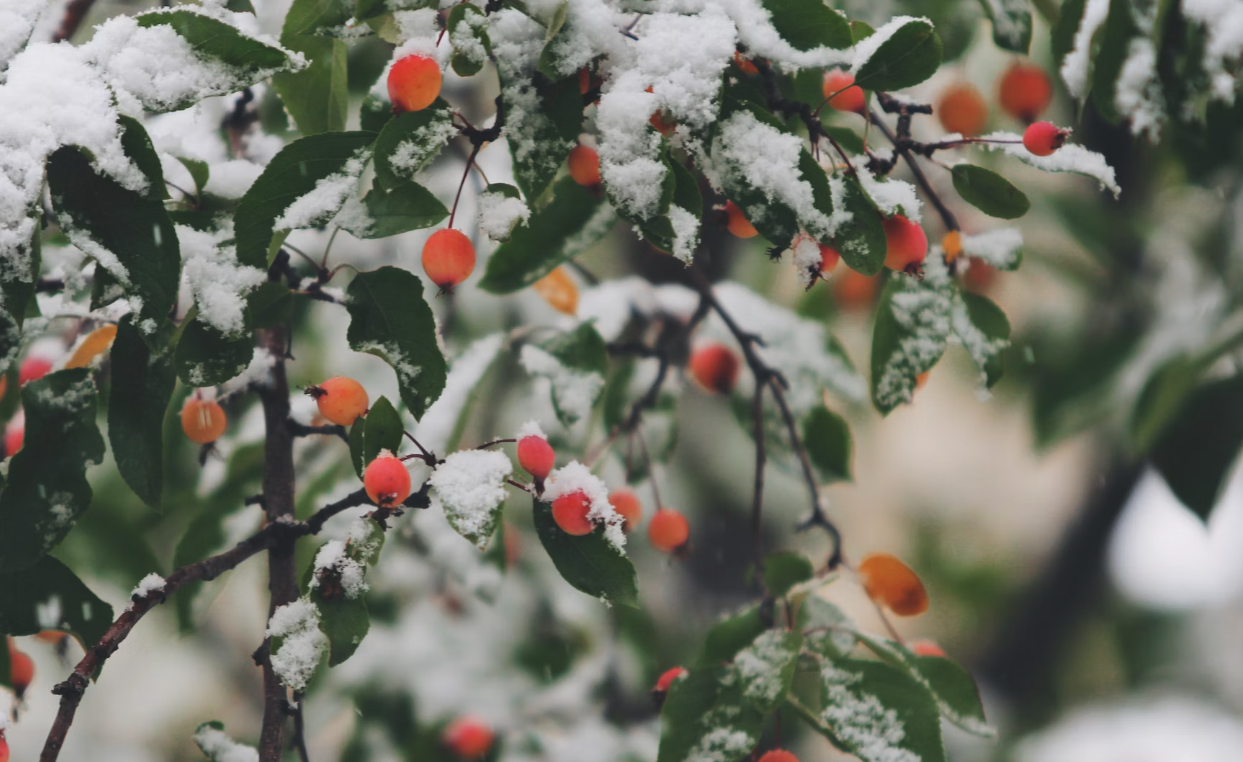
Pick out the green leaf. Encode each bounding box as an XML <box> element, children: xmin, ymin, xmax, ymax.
<box><xmin>317</xmin><ymin>592</ymin><xmax>370</xmax><ymax>666</ymax></box>
<box><xmin>0</xmin><ymin>556</ymin><xmax>114</xmax><ymax>649</ymax></box>
<box><xmin>178</xmin><ymin>157</ymin><xmax>211</xmax><ymax>195</ymax></box>
<box><xmin>698</xmin><ymin>605</ymin><xmax>767</xmax><ymax>666</ymax></box>
<box><xmin>870</xmin><ymin>270</ymin><xmax>954</xmax><ymax>415</ymax></box>
<box><xmin>532</xmin><ymin>496</ymin><xmax>638</xmax><ymax>607</ymax></box>
<box><xmin>1052</xmin><ymin>0</ymin><xmax>1088</xmax><ymax>69</ymax></box>
<box><xmin>109</xmin><ymin>316</ymin><xmax>176</xmax><ymax>509</ymax></box>
<box><xmin>0</xmin><ymin>308</ymin><xmax>19</xmax><ymax>379</ymax></box>
<box><xmin>449</xmin><ymin>3</ymin><xmax>492</xmax><ymax>77</ymax></box>
<box><xmin>479</xmin><ymin>176</ymin><xmax>612</xmax><ymax>293</ymax></box>
<box><xmin>853</xmin><ymin>18</ymin><xmax>943</xmax><ymax>93</ymax></box>
<box><xmin>0</xmin><ymin>369</ymin><xmax>105</xmax><ymax>572</ymax></box>
<box><xmin>525</xmin><ymin>322</ymin><xmax>608</xmax><ymax>426</ymax></box>
<box><xmin>272</xmin><ymin>0</ymin><xmax>352</xmax><ymax>134</ymax></box>
<box><xmin>759</xmin><ymin>0</ymin><xmax>852</xmax><ymax>51</ymax></box>
<box><xmin>1150</xmin><ymin>376</ymin><xmax>1243</xmax><ymax>522</ymax></box>
<box><xmin>1091</xmin><ymin>0</ymin><xmax>1140</xmax><ymax>122</ymax></box>
<box><xmin>136</xmin><ymin>10</ymin><xmax>294</xmax><ymax>77</ymax></box>
<box><xmin>735</xmin><ymin>629</ymin><xmax>802</xmax><ymax>713</ymax></box>
<box><xmin>119</xmin><ymin>116</ymin><xmax>167</xmax><ymax>199</ymax></box>
<box><xmin>951</xmin><ymin>165</ymin><xmax>1030</xmax><ymax>219</ymax></box>
<box><xmin>348</xmin><ymin>396</ymin><xmax>404</xmax><ymax>478</ymax></box>
<box><xmin>657</xmin><ymin>666</ymin><xmax>765</xmax><ymax>762</ymax></box>
<box><xmin>825</xmin><ymin>125</ymin><xmax>865</xmax><ymax>154</ymax></box>
<box><xmin>175</xmin><ymin>316</ymin><xmax>255</xmax><ymax>387</ymax></box>
<box><xmin>796</xmin><ymin>596</ymin><xmax>857</xmax><ymax>657</ymax></box>
<box><xmin>830</xmin><ymin>174</ymin><xmax>886</xmax><ymax>275</ymax></box>
<box><xmin>802</xmin><ymin>406</ymin><xmax>852</xmax><ymax>482</ymax></box>
<box><xmin>47</xmin><ymin>146</ymin><xmax>180</xmax><ymax>335</ymax></box>
<box><xmin>954</xmin><ymin>290</ymin><xmax>1010</xmax><ymax>389</ymax></box>
<box><xmin>234</xmin><ymin>131</ymin><xmax>376</xmax><ymax>268</ymax></box>
<box><xmin>373</xmin><ymin>104</ymin><xmax>454</xmax><ymax>190</ymax></box>
<box><xmin>1131</xmin><ymin>355</ymin><xmax>1201</xmax><ymax>452</ymax></box>
<box><xmin>247</xmin><ymin>281</ymin><xmax>295</xmax><ymax>329</ymax></box>
<box><xmin>976</xmin><ymin>0</ymin><xmax>1033</xmax><ymax>53</ymax></box>
<box><xmin>764</xmin><ymin>551</ymin><xmax>814</xmax><ymax>597</ymax></box>
<box><xmin>346</xmin><ymin>267</ymin><xmax>447</xmax><ymax>419</ymax></box>
<box><xmin>497</xmin><ymin>61</ymin><xmax>582</xmax><ymax>199</ymax></box>
<box><xmin>340</xmin><ymin>182</ymin><xmax>449</xmax><ymax>239</ymax></box>
<box><xmin>795</xmin><ymin>657</ymin><xmax>947</xmax><ymax>762</ymax></box>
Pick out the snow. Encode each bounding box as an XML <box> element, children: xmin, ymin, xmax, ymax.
<box><xmin>872</xmin><ymin>255</ymin><xmax>953</xmax><ymax>411</ymax></box>
<box><xmin>960</xmin><ymin>228</ymin><xmax>1022</xmax><ymax>270</ymax></box>
<box><xmin>204</xmin><ymin>160</ymin><xmax>265</xmax><ymax>199</ymax></box>
<box><xmin>273</xmin><ymin>149</ymin><xmax>369</xmax><ymax>231</ymax></box>
<box><xmin>669</xmin><ymin>205</ymin><xmax>700</xmax><ymax>264</ymax></box>
<box><xmin>516</xmin><ymin>420</ymin><xmax>547</xmax><ymax>439</ymax></box>
<box><xmin>219</xmin><ymin>348</ymin><xmax>279</xmax><ymax>396</ymax></box>
<box><xmin>194</xmin><ymin>724</ymin><xmax>259</xmax><ymax>762</ymax></box>
<box><xmin>1179</xmin><ymin>0</ymin><xmax>1243</xmax><ymax>103</ymax></box>
<box><xmin>853</xmin><ymin>157</ymin><xmax>923</xmax><ymax>222</ymax></box>
<box><xmin>1059</xmin><ymin>0</ymin><xmax>1109</xmax><ymax>99</ymax></box>
<box><xmin>450</xmin><ymin>10</ymin><xmax>490</xmax><ymax>69</ymax></box>
<box><xmin>265</xmin><ymin>598</ymin><xmax>328</xmax><ymax>692</ymax></box>
<box><xmin>541</xmin><ymin>461</ymin><xmax>626</xmax><ymax>550</ymax></box>
<box><xmin>0</xmin><ymin>1</ymin><xmax>47</xmax><ymax>76</ymax></box>
<box><xmin>849</xmin><ymin>16</ymin><xmax>928</xmax><ymax>78</ymax></box>
<box><xmin>520</xmin><ymin>344</ymin><xmax>606</xmax><ymax>425</ymax></box>
<box><xmin>818</xmin><ymin>661</ymin><xmax>917</xmax><ymax>762</ymax></box>
<box><xmin>429</xmin><ymin>450</ymin><xmax>514</xmax><ymax>549</ymax></box>
<box><xmin>177</xmin><ymin>224</ymin><xmax>266</xmax><ymax>338</ymax></box>
<box><xmin>950</xmin><ymin>290</ymin><xmax>1009</xmax><ymax>393</ymax></box>
<box><xmin>791</xmin><ymin>234</ymin><xmax>823</xmax><ymax>288</ymax></box>
<box><xmin>477</xmin><ymin>190</ymin><xmax>530</xmax><ymax>242</ymax></box>
<box><xmin>714</xmin><ymin>0</ymin><xmax>852</xmax><ymax>70</ymax></box>
<box><xmin>310</xmin><ymin>540</ymin><xmax>369</xmax><ymax>599</ymax></box>
<box><xmin>412</xmin><ymin>334</ymin><xmax>505</xmax><ymax>455</ymax></box>
<box><xmin>980</xmin><ymin>0</ymin><xmax>1030</xmax><ymax>49</ymax></box>
<box><xmin>387</xmin><ymin>117</ymin><xmax>457</xmax><ymax>177</ymax></box>
<box><xmin>1115</xmin><ymin>38</ymin><xmax>1165</xmax><ymax>141</ymax></box>
<box><xmin>976</xmin><ymin>131</ymin><xmax>1120</xmax><ymax>198</ymax></box>
<box><xmin>734</xmin><ymin>630</ymin><xmax>795</xmax><ymax>708</ymax></box>
<box><xmin>126</xmin><ymin>573</ymin><xmax>167</xmax><ymax>611</ymax></box>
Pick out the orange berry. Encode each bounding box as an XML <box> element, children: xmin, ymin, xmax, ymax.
<box><xmin>911</xmin><ymin>639</ymin><xmax>946</xmax><ymax>658</ymax></box>
<box><xmin>723</xmin><ymin>200</ymin><xmax>758</xmax><ymax>239</ymax></box>
<box><xmin>5</xmin><ymin>420</ymin><xmax>22</xmax><ymax>457</ymax></box>
<box><xmin>997</xmin><ymin>62</ymin><xmax>1052</xmax><ymax>123</ymax></box>
<box><xmin>882</xmin><ymin>215</ymin><xmax>928</xmax><ymax>271</ymax></box>
<box><xmin>0</xmin><ymin>734</ymin><xmax>8</xmax><ymax>762</ymax></box>
<box><xmin>915</xmin><ymin>371</ymin><xmax>930</xmax><ymax>390</ymax></box>
<box><xmin>307</xmin><ymin>377</ymin><xmax>369</xmax><ymax>426</ymax></box>
<box><xmin>758</xmin><ymin>751</ymin><xmax>799</xmax><ymax>762</ymax></box>
<box><xmin>65</xmin><ymin>324</ymin><xmax>118</xmax><ymax>370</ymax></box>
<box><xmin>942</xmin><ymin>230</ymin><xmax>963</xmax><ymax>263</ymax></box>
<box><xmin>689</xmin><ymin>343</ymin><xmax>740</xmax><ymax>395</ymax></box>
<box><xmin>443</xmin><ymin>717</ymin><xmax>494</xmax><ymax>759</ymax></box>
<box><xmin>823</xmin><ymin>68</ymin><xmax>865</xmax><ymax>113</ymax></box>
<box><xmin>517</xmin><ymin>435</ymin><xmax>555</xmax><ymax>481</ymax></box>
<box><xmin>649</xmin><ymin>110</ymin><xmax>677</xmax><ymax>136</ymax></box>
<box><xmin>181</xmin><ymin>398</ymin><xmax>227</xmax><ymax>444</ymax></box>
<box><xmin>654</xmin><ymin>666</ymin><xmax>686</xmax><ymax>693</ymax></box>
<box><xmin>608</xmin><ymin>488</ymin><xmax>642</xmax><ymax>532</ymax></box>
<box><xmin>567</xmin><ymin>145</ymin><xmax>601</xmax><ymax>187</ymax></box>
<box><xmin>532</xmin><ymin>267</ymin><xmax>579</xmax><ymax>315</ymax></box>
<box><xmin>1023</xmin><ymin>121</ymin><xmax>1070</xmax><ymax>156</ymax></box>
<box><xmin>734</xmin><ymin>51</ymin><xmax>758</xmax><ymax>75</ymax></box>
<box><xmin>551</xmin><ymin>491</ymin><xmax>594</xmax><ymax>536</ymax></box>
<box><xmin>648</xmin><ymin>509</ymin><xmax>689</xmax><ymax>552</ymax></box>
<box><xmin>387</xmin><ymin>54</ymin><xmax>442</xmax><ymax>113</ymax></box>
<box><xmin>364</xmin><ymin>453</ymin><xmax>412</xmax><ymax>507</ymax></box>
<box><xmin>422</xmin><ymin>228</ymin><xmax>476</xmax><ymax>293</ymax></box>
<box><xmin>8</xmin><ymin>639</ymin><xmax>33</xmax><ymax>697</ymax></box>
<box><xmin>819</xmin><ymin>243</ymin><xmax>840</xmax><ymax>275</ymax></box>
<box><xmin>936</xmin><ymin>83</ymin><xmax>988</xmax><ymax>137</ymax></box>
<box><xmin>963</xmin><ymin>261</ymin><xmax>997</xmax><ymax>293</ymax></box>
<box><xmin>858</xmin><ymin>552</ymin><xmax>928</xmax><ymax>616</ymax></box>
<box><xmin>20</xmin><ymin>356</ymin><xmax>52</xmax><ymax>385</ymax></box>
<box><xmin>833</xmin><ymin>267</ymin><xmax>879</xmax><ymax>310</ymax></box>
<box><xmin>579</xmin><ymin>67</ymin><xmax>591</xmax><ymax>94</ymax></box>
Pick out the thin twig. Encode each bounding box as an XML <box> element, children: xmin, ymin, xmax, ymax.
<box><xmin>290</xmin><ymin>692</ymin><xmax>311</xmax><ymax>762</ymax></box>
<box><xmin>750</xmin><ymin>382</ymin><xmax>767</xmax><ymax>583</ymax></box>
<box><xmin>402</xmin><ymin>431</ymin><xmax>438</xmax><ymax>465</ymax></box>
<box><xmin>287</xmin><ymin>420</ymin><xmax>349</xmax><ymax>443</ymax></box>
<box><xmin>51</xmin><ymin>0</ymin><xmax>97</xmax><ymax>43</ymax></box>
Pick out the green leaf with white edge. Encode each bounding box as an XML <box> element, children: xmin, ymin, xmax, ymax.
<box><xmin>0</xmin><ymin>369</ymin><xmax>105</xmax><ymax>573</ymax></box>
<box><xmin>795</xmin><ymin>596</ymin><xmax>856</xmax><ymax>657</ymax></box>
<box><xmin>698</xmin><ymin>604</ymin><xmax>767</xmax><ymax>667</ymax></box>
<box><xmin>178</xmin><ymin>157</ymin><xmax>210</xmax><ymax>196</ymax></box>
<box><xmin>346</xmin><ymin>267</ymin><xmax>447</xmax><ymax>420</ymax></box>
<box><xmin>340</xmin><ymin>182</ymin><xmax>449</xmax><ymax>240</ymax></box>
<box><xmin>532</xmin><ymin>496</ymin><xmax>638</xmax><ymax>607</ymax></box>
<box><xmin>870</xmin><ymin>262</ymin><xmax>955</xmax><ymax>415</ymax></box>
<box><xmin>976</xmin><ymin>0</ymin><xmax>1033</xmax><ymax>53</ymax></box>
<box><xmin>272</xmin><ymin>0</ymin><xmax>352</xmax><ymax>134</ymax></box>
<box><xmin>524</xmin><ymin>322</ymin><xmax>608</xmax><ymax>427</ymax></box>
<box><xmin>119</xmin><ymin>116</ymin><xmax>167</xmax><ymax>199</ymax></box>
<box><xmin>234</xmin><ymin>131</ymin><xmax>376</xmax><ymax>268</ymax></box>
<box><xmin>802</xmin><ymin>405</ymin><xmax>852</xmax><ymax>482</ymax></box>
<box><xmin>953</xmin><ymin>290</ymin><xmax>1010</xmax><ymax>389</ymax></box>
<box><xmin>47</xmin><ymin>146</ymin><xmax>180</xmax><ymax>336</ymax></box>
<box><xmin>1150</xmin><ymin>376</ymin><xmax>1243</xmax><ymax>522</ymax></box>
<box><xmin>496</xmin><ymin>61</ymin><xmax>581</xmax><ymax>199</ymax></box>
<box><xmin>360</xmin><ymin>92</ymin><xmax>393</xmax><ymax>133</ymax></box>
<box><xmin>136</xmin><ymin>9</ymin><xmax>296</xmax><ymax>78</ymax></box>
<box><xmin>829</xmin><ymin>173</ymin><xmax>886</xmax><ymax>276</ymax></box>
<box><xmin>951</xmin><ymin>164</ymin><xmax>1030</xmax><ymax>219</ymax></box>
<box><xmin>735</xmin><ymin>628</ymin><xmax>802</xmax><ymax>713</ymax></box>
<box><xmin>536</xmin><ymin>1</ymin><xmax>570</xmax><ymax>79</ymax></box>
<box><xmin>853</xmin><ymin>18</ymin><xmax>943</xmax><ymax>93</ymax></box>
<box><xmin>853</xmin><ymin>630</ymin><xmax>994</xmax><ymax>737</ymax></box>
<box><xmin>0</xmin><ymin>555</ymin><xmax>114</xmax><ymax>650</ymax></box>
<box><xmin>449</xmin><ymin>3</ymin><xmax>492</xmax><ymax>77</ymax></box>
<box><xmin>348</xmin><ymin>396</ymin><xmax>404</xmax><ymax>478</ymax></box>
<box><xmin>1091</xmin><ymin>0</ymin><xmax>1140</xmax><ymax>123</ymax></box>
<box><xmin>1051</xmin><ymin>0</ymin><xmax>1088</xmax><ymax>69</ymax></box>
<box><xmin>795</xmin><ymin>656</ymin><xmax>947</xmax><ymax>762</ymax></box>
<box><xmin>480</xmin><ymin>175</ymin><xmax>612</xmax><ymax>293</ymax></box>
<box><xmin>315</xmin><ymin>592</ymin><xmax>369</xmax><ymax>666</ymax></box>
<box><xmin>764</xmin><ymin>551</ymin><xmax>814</xmax><ymax>597</ymax></box>
<box><xmin>194</xmin><ymin>720</ymin><xmax>259</xmax><ymax>761</ymax></box>
<box><xmin>373</xmin><ymin>103</ymin><xmax>455</xmax><ymax>190</ymax></box>
<box><xmin>759</xmin><ymin>0</ymin><xmax>852</xmax><ymax>51</ymax></box>
<box><xmin>175</xmin><ymin>316</ymin><xmax>254</xmax><ymax>387</ymax></box>
<box><xmin>109</xmin><ymin>316</ymin><xmax>176</xmax><ymax>509</ymax></box>
<box><xmin>657</xmin><ymin>665</ymin><xmax>765</xmax><ymax>762</ymax></box>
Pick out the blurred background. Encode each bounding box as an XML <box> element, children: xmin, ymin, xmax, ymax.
<box><xmin>5</xmin><ymin>0</ymin><xmax>1243</xmax><ymax>760</ymax></box>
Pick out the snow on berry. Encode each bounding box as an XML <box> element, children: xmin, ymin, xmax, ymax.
<box><xmin>429</xmin><ymin>450</ymin><xmax>514</xmax><ymax>549</ymax></box>
<box><xmin>541</xmin><ymin>461</ymin><xmax>625</xmax><ymax>551</ymax></box>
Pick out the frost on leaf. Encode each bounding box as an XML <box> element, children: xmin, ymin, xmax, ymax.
<box><xmin>871</xmin><ymin>256</ymin><xmax>954</xmax><ymax>413</ymax></box>
<box><xmin>429</xmin><ymin>450</ymin><xmax>514</xmax><ymax>550</ymax></box>
<box><xmin>273</xmin><ymin>149</ymin><xmax>370</xmax><ymax>231</ymax></box>
<box><xmin>733</xmin><ymin>629</ymin><xmax>800</xmax><ymax>712</ymax></box>
<box><xmin>265</xmin><ymin>598</ymin><xmax>328</xmax><ymax>692</ymax></box>
<box><xmin>976</xmin><ymin>132</ymin><xmax>1120</xmax><ymax>198</ymax></box>
<box><xmin>817</xmin><ymin>662</ymin><xmax>919</xmax><ymax>762</ymax></box>
<box><xmin>178</xmin><ymin>224</ymin><xmax>266</xmax><ymax>338</ymax></box>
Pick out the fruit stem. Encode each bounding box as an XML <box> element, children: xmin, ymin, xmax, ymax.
<box><xmin>448</xmin><ymin>141</ymin><xmax>483</xmax><ymax>229</ymax></box>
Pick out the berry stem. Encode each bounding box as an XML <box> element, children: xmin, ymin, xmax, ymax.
<box><xmin>633</xmin><ymin>428</ymin><xmax>663</xmax><ymax>510</ymax></box>
<box><xmin>448</xmin><ymin>141</ymin><xmax>483</xmax><ymax>229</ymax></box>
<box><xmin>403</xmin><ymin>430</ymin><xmax>438</xmax><ymax>464</ymax></box>
<box><xmin>749</xmin><ymin>380</ymin><xmax>767</xmax><ymax>586</ymax></box>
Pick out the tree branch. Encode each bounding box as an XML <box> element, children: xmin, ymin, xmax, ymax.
<box><xmin>51</xmin><ymin>0</ymin><xmax>97</xmax><ymax>43</ymax></box>
<box><xmin>867</xmin><ymin>106</ymin><xmax>959</xmax><ymax>233</ymax></box>
<box><xmin>287</xmin><ymin>420</ymin><xmax>349</xmax><ymax>444</ymax></box>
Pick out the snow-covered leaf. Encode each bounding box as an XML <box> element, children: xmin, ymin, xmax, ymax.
<box><xmin>348</xmin><ymin>395</ymin><xmax>404</xmax><ymax>479</ymax></box>
<box><xmin>532</xmin><ymin>495</ymin><xmax>639</xmax><ymax>607</ymax></box>
<box><xmin>175</xmin><ymin>315</ymin><xmax>254</xmax><ymax>387</ymax></box>
<box><xmin>735</xmin><ymin>629</ymin><xmax>801</xmax><ymax>713</ymax></box>
<box><xmin>430</xmin><ymin>450</ymin><xmax>513</xmax><ymax>549</ymax></box>
<box><xmin>950</xmin><ymin>165</ymin><xmax>1030</xmax><ymax>219</ymax></box>
<box><xmin>1091</xmin><ymin>0</ymin><xmax>1142</xmax><ymax>125</ymax></box>
<box><xmin>136</xmin><ymin>9</ymin><xmax>297</xmax><ymax>81</ymax></box>
<box><xmin>521</xmin><ymin>322</ymin><xmax>608</xmax><ymax>427</ymax></box>
<box><xmin>760</xmin><ymin>0</ymin><xmax>852</xmax><ymax>52</ymax></box>
<box><xmin>852</xmin><ymin>17</ymin><xmax>943</xmax><ymax>93</ymax></box>
<box><xmin>976</xmin><ymin>0</ymin><xmax>1033</xmax><ymax>53</ymax></box>
<box><xmin>0</xmin><ymin>555</ymin><xmax>114</xmax><ymax>653</ymax></box>
<box><xmin>346</xmin><ymin>267</ymin><xmax>447</xmax><ymax>419</ymax></box>
<box><xmin>802</xmin><ymin>405</ymin><xmax>852</xmax><ymax>482</ymax></box>
<box><xmin>870</xmin><ymin>265</ymin><xmax>954</xmax><ymax>415</ymax></box>
<box><xmin>796</xmin><ymin>596</ymin><xmax>857</xmax><ymax>658</ymax></box>
<box><xmin>449</xmin><ymin>4</ymin><xmax>492</xmax><ymax>77</ymax></box>
<box><xmin>959</xmin><ymin>228</ymin><xmax>1022</xmax><ymax>271</ymax></box>
<box><xmin>952</xmin><ymin>290</ymin><xmax>1010</xmax><ymax>390</ymax></box>
<box><xmin>271</xmin><ymin>0</ymin><xmax>352</xmax><ymax>134</ymax></box>
<box><xmin>373</xmin><ymin>103</ymin><xmax>456</xmax><ymax>190</ymax></box>
<box><xmin>975</xmin><ymin>132</ymin><xmax>1120</xmax><ymax>198</ymax></box>
<box><xmin>0</xmin><ymin>370</ymin><xmax>105</xmax><ymax>573</ymax></box>
<box><xmin>110</xmin><ymin>316</ymin><xmax>176</xmax><ymax>509</ymax></box>
<box><xmin>340</xmin><ymin>182</ymin><xmax>449</xmax><ymax>239</ymax></box>
<box><xmin>476</xmin><ymin>183</ymin><xmax>529</xmax><ymax>243</ymax></box>
<box><xmin>831</xmin><ymin>174</ymin><xmax>886</xmax><ymax>276</ymax></box>
<box><xmin>657</xmin><ymin>665</ymin><xmax>765</xmax><ymax>762</ymax></box>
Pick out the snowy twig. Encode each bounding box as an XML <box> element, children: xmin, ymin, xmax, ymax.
<box><xmin>867</xmin><ymin>103</ymin><xmax>960</xmax><ymax>233</ymax></box>
<box><xmin>51</xmin><ymin>0</ymin><xmax>97</xmax><ymax>43</ymax></box>
<box><xmin>752</xmin><ymin>58</ymin><xmax>856</xmax><ymax>173</ymax></box>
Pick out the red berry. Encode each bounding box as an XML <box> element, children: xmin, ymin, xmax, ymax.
<box><xmin>387</xmin><ymin>54</ymin><xmax>442</xmax><ymax>113</ymax></box>
<box><xmin>998</xmin><ymin>62</ymin><xmax>1052</xmax><ymax>122</ymax></box>
<box><xmin>5</xmin><ymin>419</ymin><xmax>22</xmax><ymax>458</ymax></box>
<box><xmin>823</xmin><ymin>69</ymin><xmax>865</xmax><ymax>113</ymax></box>
<box><xmin>422</xmin><ymin>228</ymin><xmax>476</xmax><ymax>293</ymax></box>
<box><xmin>882</xmin><ymin>215</ymin><xmax>928</xmax><ymax>272</ymax></box>
<box><xmin>911</xmin><ymin>639</ymin><xmax>946</xmax><ymax>658</ymax></box>
<box><xmin>937</xmin><ymin>83</ymin><xmax>988</xmax><ymax>137</ymax></box>
<box><xmin>307</xmin><ymin>377</ymin><xmax>369</xmax><ymax>426</ymax></box>
<box><xmin>19</xmin><ymin>356</ymin><xmax>52</xmax><ymax>385</ymax></box>
<box><xmin>517</xmin><ymin>435</ymin><xmax>555</xmax><ymax>480</ymax></box>
<box><xmin>648</xmin><ymin>509</ymin><xmax>689</xmax><ymax>552</ymax></box>
<box><xmin>858</xmin><ymin>553</ymin><xmax>928</xmax><ymax>616</ymax></box>
<box><xmin>758</xmin><ymin>751</ymin><xmax>799</xmax><ymax>762</ymax></box>
<box><xmin>654</xmin><ymin>666</ymin><xmax>686</xmax><ymax>693</ymax></box>
<box><xmin>833</xmin><ymin>267</ymin><xmax>879</xmax><ymax>310</ymax></box>
<box><xmin>724</xmin><ymin>201</ymin><xmax>758</xmax><ymax>239</ymax></box>
<box><xmin>819</xmin><ymin>243</ymin><xmax>840</xmax><ymax>276</ymax></box>
<box><xmin>1022</xmin><ymin>121</ymin><xmax>1070</xmax><ymax>157</ymax></box>
<box><xmin>9</xmin><ymin>639</ymin><xmax>33</xmax><ymax>697</ymax></box>
<box><xmin>689</xmin><ymin>343</ymin><xmax>740</xmax><ymax>395</ymax></box>
<box><xmin>0</xmin><ymin>734</ymin><xmax>8</xmax><ymax>762</ymax></box>
<box><xmin>734</xmin><ymin>52</ymin><xmax>758</xmax><ymax>75</ymax></box>
<box><xmin>443</xmin><ymin>717</ymin><xmax>494</xmax><ymax>759</ymax></box>
<box><xmin>181</xmin><ymin>398</ymin><xmax>227</xmax><ymax>444</ymax></box>
<box><xmin>567</xmin><ymin>145</ymin><xmax>601</xmax><ymax>187</ymax></box>
<box><xmin>364</xmin><ymin>454</ymin><xmax>412</xmax><ymax>507</ymax></box>
<box><xmin>608</xmin><ymin>489</ymin><xmax>642</xmax><ymax>532</ymax></box>
<box><xmin>551</xmin><ymin>491</ymin><xmax>594</xmax><ymax>536</ymax></box>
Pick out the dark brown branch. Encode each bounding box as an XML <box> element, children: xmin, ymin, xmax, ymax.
<box><xmin>617</xmin><ymin>298</ymin><xmax>711</xmax><ymax>434</ymax></box>
<box><xmin>290</xmin><ymin>692</ymin><xmax>311</xmax><ymax>762</ymax></box>
<box><xmin>752</xmin><ymin>58</ymin><xmax>856</xmax><ymax>173</ymax></box>
<box><xmin>287</xmin><ymin>420</ymin><xmax>349</xmax><ymax>443</ymax></box>
<box><xmin>868</xmin><ymin>106</ymin><xmax>960</xmax><ymax>233</ymax></box>
<box><xmin>749</xmin><ymin>382</ymin><xmax>767</xmax><ymax>582</ymax></box>
<box><xmin>51</xmin><ymin>0</ymin><xmax>97</xmax><ymax>43</ymax></box>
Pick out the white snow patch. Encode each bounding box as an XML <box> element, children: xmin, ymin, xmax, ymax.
<box><xmin>542</xmin><ymin>461</ymin><xmax>626</xmax><ymax>551</ymax></box>
<box><xmin>477</xmin><ymin>190</ymin><xmax>530</xmax><ymax>242</ymax></box>
<box><xmin>429</xmin><ymin>449</ymin><xmax>514</xmax><ymax>549</ymax></box>
<box><xmin>976</xmin><ymin>131</ymin><xmax>1121</xmax><ymax>198</ymax></box>
<box><xmin>194</xmin><ymin>724</ymin><xmax>260</xmax><ymax>762</ymax></box>
<box><xmin>520</xmin><ymin>344</ymin><xmax>605</xmax><ymax>425</ymax></box>
<box><xmin>265</xmin><ymin>598</ymin><xmax>328</xmax><ymax>692</ymax></box>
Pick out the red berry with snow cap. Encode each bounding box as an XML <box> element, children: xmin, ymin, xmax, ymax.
<box><xmin>551</xmin><ymin>491</ymin><xmax>594</xmax><ymax>536</ymax></box>
<box><xmin>1022</xmin><ymin>121</ymin><xmax>1070</xmax><ymax>157</ymax></box>
<box><xmin>364</xmin><ymin>453</ymin><xmax>411</xmax><ymax>507</ymax></box>
<box><xmin>443</xmin><ymin>716</ymin><xmax>494</xmax><ymax>758</ymax></box>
